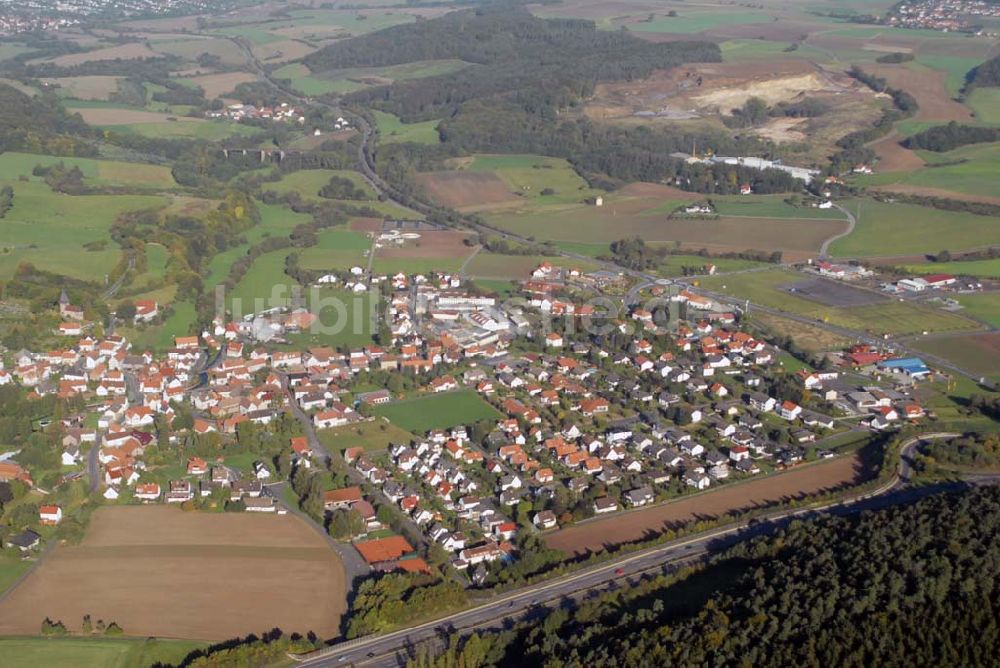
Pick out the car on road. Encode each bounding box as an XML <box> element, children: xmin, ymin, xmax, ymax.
<box><xmin>614</xmin><ymin>568</ymin><xmax>624</xmax><ymax>576</ymax></box>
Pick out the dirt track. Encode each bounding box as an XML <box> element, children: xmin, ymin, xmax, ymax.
<box><xmin>546</xmin><ymin>451</ymin><xmax>871</xmax><ymax>556</ymax></box>
<box><xmin>0</xmin><ymin>506</ymin><xmax>346</xmax><ymax>640</ymax></box>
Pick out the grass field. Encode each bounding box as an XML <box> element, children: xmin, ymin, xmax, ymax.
<box><xmin>0</xmin><ymin>152</ymin><xmax>175</xmax><ymax>188</ymax></box>
<box><xmin>911</xmin><ymin>332</ymin><xmax>1000</xmax><ymax>382</ymax></box>
<box><xmin>753</xmin><ymin>312</ymin><xmax>851</xmax><ymax>353</ymax></box>
<box><xmin>43</xmin><ymin>75</ymin><xmax>122</xmax><ymax>100</ymax></box>
<box><xmin>0</xmin><ymin>506</ymin><xmax>346</xmax><ymax>640</ymax></box>
<box><xmin>0</xmin><ymin>637</ymin><xmax>205</xmax><ymax>668</ymax></box>
<box><xmin>273</xmin><ymin>62</ymin><xmax>346</xmax><ymax>96</ymax></box>
<box><xmin>152</xmin><ymin>37</ymin><xmax>248</xmax><ymax>66</ymax></box>
<box><xmin>658</xmin><ymin>254</ymin><xmax>768</xmax><ymax>277</ymax></box>
<box><xmin>710</xmin><ymin>195</ymin><xmax>847</xmax><ymax>220</ymax></box>
<box><xmin>0</xmin><ymin>556</ymin><xmax>31</xmax><ymax>596</ymax></box>
<box><xmin>317</xmin><ymin>418</ymin><xmax>418</xmax><ymax>452</ymax></box>
<box><xmin>298</xmin><ymin>228</ymin><xmax>372</xmax><ymax>271</ymax></box>
<box><xmin>283</xmin><ymin>288</ymin><xmax>376</xmax><ymax>349</ymax></box>
<box><xmin>857</xmin><ymin>142</ymin><xmax>1000</xmax><ymax>199</ymax></box>
<box><xmin>829</xmin><ymin>198</ymin><xmax>1000</xmax><ymax>257</ymax></box>
<box><xmin>0</xmin><ymin>180</ymin><xmax>165</xmax><ymax>281</ymax></box>
<box><xmin>120</xmin><ymin>299</ymin><xmax>196</xmax><ymax>351</ymax></box>
<box><xmin>290</xmin><ymin>59</ymin><xmax>469</xmax><ymax>96</ymax></box>
<box><xmin>371</xmin><ymin>255</ymin><xmax>467</xmax><ymax>276</ymax></box>
<box><xmin>624</xmin><ymin>10</ymin><xmax>773</xmax><ymax>34</ymax></box>
<box><xmin>956</xmin><ymin>293</ymin><xmax>1000</xmax><ymax>327</ymax></box>
<box><xmin>374</xmin><ymin>390</ymin><xmax>502</xmax><ymax>434</ymax></box>
<box><xmin>373</xmin><ymin>110</ymin><xmax>440</xmax><ymax>144</ymax></box>
<box><xmin>129</xmin><ymin>243</ymin><xmax>170</xmax><ymax>291</ymax></box>
<box><xmin>265</xmin><ymin>168</ymin><xmax>415</xmax><ymax>218</ymax></box>
<box><xmin>699</xmin><ymin>269</ymin><xmax>980</xmax><ymax>335</ymax></box>
<box><xmin>464</xmin><ymin>154</ymin><xmax>600</xmax><ymax>209</ymax></box>
<box><xmin>967</xmin><ymin>88</ymin><xmax>1000</xmax><ymax>125</ymax></box>
<box><xmin>903</xmin><ymin>259</ymin><xmax>1000</xmax><ymax>279</ymax></box>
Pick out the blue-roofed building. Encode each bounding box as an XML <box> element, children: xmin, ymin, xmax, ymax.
<box><xmin>877</xmin><ymin>357</ymin><xmax>931</xmax><ymax>379</ymax></box>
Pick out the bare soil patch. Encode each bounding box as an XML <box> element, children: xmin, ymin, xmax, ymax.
<box><xmin>46</xmin><ymin>43</ymin><xmax>157</xmax><ymax>67</ymax></box>
<box><xmin>586</xmin><ymin>60</ymin><xmax>882</xmax><ymax>157</ymax></box>
<box><xmin>865</xmin><ymin>64</ymin><xmax>973</xmax><ymax>122</ymax></box>
<box><xmin>913</xmin><ymin>332</ymin><xmax>1000</xmax><ymax>379</ymax></box>
<box><xmin>184</xmin><ymin>72</ymin><xmax>259</xmax><ymax>98</ymax></box>
<box><xmin>416</xmin><ymin>171</ymin><xmax>518</xmax><ymax>210</ymax></box>
<box><xmin>350</xmin><ymin>217</ymin><xmax>383</xmax><ymax>233</ymax></box>
<box><xmin>547</xmin><ymin>451</ymin><xmax>871</xmax><ymax>556</ymax></box>
<box><xmin>73</xmin><ymin>108</ymin><xmax>204</xmax><ymax>126</ymax></box>
<box><xmin>871</xmin><ymin>134</ymin><xmax>925</xmax><ymax>172</ymax></box>
<box><xmin>377</xmin><ymin>230</ymin><xmax>474</xmax><ymax>259</ymax></box>
<box><xmin>0</xmin><ymin>506</ymin><xmax>346</xmax><ymax>640</ymax></box>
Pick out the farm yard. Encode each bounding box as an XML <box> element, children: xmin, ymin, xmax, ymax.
<box><xmin>547</xmin><ymin>448</ymin><xmax>874</xmax><ymax>557</ymax></box>
<box><xmin>374</xmin><ymin>390</ymin><xmax>503</xmax><ymax>434</ymax></box>
<box><xmin>0</xmin><ymin>506</ymin><xmax>347</xmax><ymax>641</ymax></box>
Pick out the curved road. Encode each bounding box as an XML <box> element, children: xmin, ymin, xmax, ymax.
<box><xmin>293</xmin><ymin>432</ymin><xmax>965</xmax><ymax>667</ymax></box>
<box><xmin>819</xmin><ymin>202</ymin><xmax>857</xmax><ymax>259</ymax></box>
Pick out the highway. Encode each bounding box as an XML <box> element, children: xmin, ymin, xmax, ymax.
<box><xmin>292</xmin><ymin>433</ymin><xmax>966</xmax><ymax>667</ymax></box>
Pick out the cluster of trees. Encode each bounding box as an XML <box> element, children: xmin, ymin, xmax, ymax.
<box><xmin>346</xmin><ymin>573</ymin><xmax>468</xmax><ymax>639</ymax></box>
<box><xmin>0</xmin><ymin>84</ymin><xmax>95</xmax><ymax>157</ymax></box>
<box><xmin>920</xmin><ymin>432</ymin><xmax>1000</xmax><ymax>470</ymax></box>
<box><xmin>607</xmin><ymin>237</ymin><xmax>782</xmax><ymax>271</ymax></box>
<box><xmin>0</xmin><ymin>184</ymin><xmax>12</xmax><ymax>218</ymax></box>
<box><xmin>964</xmin><ymin>54</ymin><xmax>1000</xmax><ymax>94</ymax></box>
<box><xmin>416</xmin><ymin>486</ymin><xmax>1000</xmax><ymax>667</ymax></box>
<box><xmin>876</xmin><ymin>52</ymin><xmax>914</xmax><ymax>64</ymax></box>
<box><xmin>310</xmin><ymin>8</ymin><xmax>720</xmax><ymax>123</ymax></box>
<box><xmin>902</xmin><ymin>121</ymin><xmax>1000</xmax><ymax>152</ymax></box>
<box><xmin>318</xmin><ymin>174</ymin><xmax>369</xmax><ymax>200</ymax></box>
<box><xmin>180</xmin><ymin>629</ymin><xmax>320</xmax><ymax>668</ymax></box>
<box><xmin>32</xmin><ymin>162</ymin><xmax>88</xmax><ymax>195</ymax></box>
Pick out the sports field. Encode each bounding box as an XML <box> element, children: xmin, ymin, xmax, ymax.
<box><xmin>0</xmin><ymin>506</ymin><xmax>346</xmax><ymax>640</ymax></box>
<box><xmin>374</xmin><ymin>390</ymin><xmax>502</xmax><ymax>434</ymax></box>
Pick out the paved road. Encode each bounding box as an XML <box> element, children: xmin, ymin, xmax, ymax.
<box><xmin>86</xmin><ymin>434</ymin><xmax>101</xmax><ymax>494</ymax></box>
<box><xmin>101</xmin><ymin>250</ymin><xmax>136</xmax><ymax>301</ymax></box>
<box><xmin>292</xmin><ymin>432</ymin><xmax>964</xmax><ymax>667</ymax></box>
<box><xmin>819</xmin><ymin>202</ymin><xmax>857</xmax><ymax>259</ymax></box>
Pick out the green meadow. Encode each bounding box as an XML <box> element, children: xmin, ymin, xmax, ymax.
<box><xmin>373</xmin><ymin>110</ymin><xmax>440</xmax><ymax>145</ymax></box>
<box><xmin>0</xmin><ymin>152</ymin><xmax>175</xmax><ymax>188</ymax></box>
<box><xmin>374</xmin><ymin>390</ymin><xmax>502</xmax><ymax>434</ymax></box>
<box><xmin>298</xmin><ymin>229</ymin><xmax>372</xmax><ymax>271</ymax></box>
<box><xmin>0</xmin><ymin>180</ymin><xmax>165</xmax><ymax>281</ymax></box>
<box><xmin>0</xmin><ymin>637</ymin><xmax>204</xmax><ymax>668</ymax></box>
<box><xmin>829</xmin><ymin>198</ymin><xmax>1000</xmax><ymax>257</ymax></box>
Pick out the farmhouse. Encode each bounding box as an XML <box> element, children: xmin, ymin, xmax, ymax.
<box><xmin>39</xmin><ymin>505</ymin><xmax>62</xmax><ymax>525</ymax></box>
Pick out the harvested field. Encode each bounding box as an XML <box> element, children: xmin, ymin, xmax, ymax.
<box><xmin>415</xmin><ymin>171</ymin><xmax>517</xmax><ymax>210</ymax></box>
<box><xmin>45</xmin><ymin>43</ymin><xmax>157</xmax><ymax>66</ymax></box>
<box><xmin>0</xmin><ymin>506</ymin><xmax>346</xmax><ymax>641</ymax></box>
<box><xmin>42</xmin><ymin>75</ymin><xmax>121</xmax><ymax>100</ymax></box>
<box><xmin>73</xmin><ymin>108</ymin><xmax>205</xmax><ymax>126</ymax></box>
<box><xmin>377</xmin><ymin>230</ymin><xmax>474</xmax><ymax>259</ymax></box>
<box><xmin>911</xmin><ymin>332</ymin><xmax>1000</xmax><ymax>381</ymax></box>
<box><xmin>183</xmin><ymin>72</ymin><xmax>258</xmax><ymax>98</ymax></box>
<box><xmin>350</xmin><ymin>217</ymin><xmax>384</xmax><ymax>233</ymax></box>
<box><xmin>782</xmin><ymin>278</ymin><xmax>888</xmax><ymax>308</ymax></box>
<box><xmin>871</xmin><ymin>134</ymin><xmax>925</xmax><ymax>172</ymax></box>
<box><xmin>865</xmin><ymin>64</ymin><xmax>973</xmax><ymax>123</ymax></box>
<box><xmin>547</xmin><ymin>451</ymin><xmax>872</xmax><ymax>557</ymax></box>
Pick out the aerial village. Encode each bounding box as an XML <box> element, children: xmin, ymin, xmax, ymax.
<box><xmin>0</xmin><ymin>261</ymin><xmax>946</xmax><ymax>578</ymax></box>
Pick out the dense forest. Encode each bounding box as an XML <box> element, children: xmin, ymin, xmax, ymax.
<box><xmin>964</xmin><ymin>53</ymin><xmax>1000</xmax><ymax>92</ymax></box>
<box><xmin>902</xmin><ymin>121</ymin><xmax>1000</xmax><ymax>152</ymax></box>
<box><xmin>410</xmin><ymin>486</ymin><xmax>1000</xmax><ymax>667</ymax></box>
<box><xmin>306</xmin><ymin>8</ymin><xmax>719</xmax><ymax>123</ymax></box>
<box><xmin>300</xmin><ymin>8</ymin><xmax>805</xmax><ymax>192</ymax></box>
<box><xmin>0</xmin><ymin>84</ymin><xmax>95</xmax><ymax>156</ymax></box>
